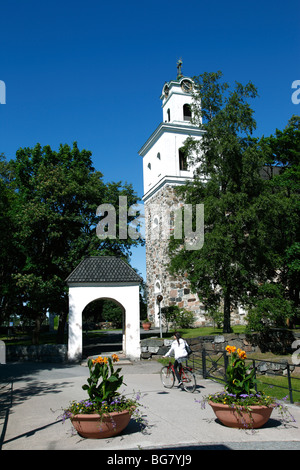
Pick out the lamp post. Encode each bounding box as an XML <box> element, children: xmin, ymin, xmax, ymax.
<box><xmin>157</xmin><ymin>294</ymin><xmax>163</xmax><ymax>338</ymax></box>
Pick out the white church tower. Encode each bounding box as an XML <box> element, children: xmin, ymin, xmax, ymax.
<box><xmin>139</xmin><ymin>61</ymin><xmax>205</xmax><ymax>327</ymax></box>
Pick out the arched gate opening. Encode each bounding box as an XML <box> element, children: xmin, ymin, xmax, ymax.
<box><xmin>82</xmin><ymin>297</ymin><xmax>125</xmax><ymax>358</ymax></box>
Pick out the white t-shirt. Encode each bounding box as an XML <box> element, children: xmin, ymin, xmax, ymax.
<box><xmin>165</xmin><ymin>338</ymin><xmax>188</xmax><ymax>360</ymax></box>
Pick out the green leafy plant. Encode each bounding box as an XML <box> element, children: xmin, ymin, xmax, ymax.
<box><xmin>82</xmin><ymin>354</ymin><xmax>124</xmax><ymax>404</ymax></box>
<box><xmin>208</xmin><ymin>308</ymin><xmax>223</xmax><ymax>329</ymax></box>
<box><xmin>161</xmin><ymin>305</ymin><xmax>194</xmax><ymax>330</ymax></box>
<box><xmin>199</xmin><ymin>345</ymin><xmax>295</xmax><ymax>428</ymax></box>
<box><xmin>61</xmin><ymin>354</ymin><xmax>144</xmax><ymax>425</ymax></box>
<box><xmin>225</xmin><ymin>345</ymin><xmax>256</xmax><ymax>396</ymax></box>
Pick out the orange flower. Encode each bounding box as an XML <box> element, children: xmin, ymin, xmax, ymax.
<box><xmin>225</xmin><ymin>345</ymin><xmax>236</xmax><ymax>354</ymax></box>
<box><xmin>238</xmin><ymin>350</ymin><xmax>247</xmax><ymax>360</ymax></box>
<box><xmin>112</xmin><ymin>354</ymin><xmax>119</xmax><ymax>362</ymax></box>
<box><xmin>92</xmin><ymin>356</ymin><xmax>104</xmax><ymax>364</ymax></box>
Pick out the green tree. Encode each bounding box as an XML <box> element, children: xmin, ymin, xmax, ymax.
<box><xmin>169</xmin><ymin>72</ymin><xmax>264</xmax><ymax>332</ymax></box>
<box><xmin>7</xmin><ymin>142</ymin><xmax>141</xmax><ymax>343</ymax></box>
<box><xmin>247</xmin><ymin>283</ymin><xmax>293</xmax><ymax>332</ymax></box>
<box><xmin>256</xmin><ymin>116</ymin><xmax>300</xmax><ymax>326</ymax></box>
<box><xmin>0</xmin><ymin>155</ymin><xmax>22</xmax><ymax>325</ymax></box>
<box><xmin>168</xmin><ymin>73</ymin><xmax>299</xmax><ymax>333</ymax></box>
<box><xmin>83</xmin><ymin>299</ymin><xmax>123</xmax><ymax>328</ymax></box>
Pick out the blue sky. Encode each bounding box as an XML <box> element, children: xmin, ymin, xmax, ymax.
<box><xmin>0</xmin><ymin>0</ymin><xmax>299</xmax><ymax>280</ymax></box>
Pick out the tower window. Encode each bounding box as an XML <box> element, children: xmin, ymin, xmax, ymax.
<box><xmin>167</xmin><ymin>108</ymin><xmax>171</xmax><ymax>122</ymax></box>
<box><xmin>147</xmin><ymin>163</ymin><xmax>151</xmax><ymax>170</ymax></box>
<box><xmin>157</xmin><ymin>152</ymin><xmax>161</xmax><ymax>160</ymax></box>
<box><xmin>179</xmin><ymin>148</ymin><xmax>188</xmax><ymax>171</ymax></box>
<box><xmin>183</xmin><ymin>104</ymin><xmax>192</xmax><ymax>121</ymax></box>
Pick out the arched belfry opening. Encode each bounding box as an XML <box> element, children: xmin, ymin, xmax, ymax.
<box><xmin>66</xmin><ymin>256</ymin><xmax>142</xmax><ymax>362</ymax></box>
<box><xmin>183</xmin><ymin>103</ymin><xmax>192</xmax><ymax>121</ymax></box>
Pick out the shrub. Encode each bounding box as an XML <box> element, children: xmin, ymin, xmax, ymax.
<box><xmin>161</xmin><ymin>305</ymin><xmax>195</xmax><ymax>330</ymax></box>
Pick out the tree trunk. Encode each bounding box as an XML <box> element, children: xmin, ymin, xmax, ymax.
<box><xmin>32</xmin><ymin>317</ymin><xmax>41</xmax><ymax>345</ymax></box>
<box><xmin>56</xmin><ymin>297</ymin><xmax>69</xmax><ymax>344</ymax></box>
<box><xmin>223</xmin><ymin>289</ymin><xmax>232</xmax><ymax>333</ymax></box>
<box><xmin>56</xmin><ymin>311</ymin><xmax>67</xmax><ymax>344</ymax></box>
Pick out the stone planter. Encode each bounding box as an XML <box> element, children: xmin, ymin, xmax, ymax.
<box><xmin>209</xmin><ymin>401</ymin><xmax>274</xmax><ymax>429</ymax></box>
<box><xmin>71</xmin><ymin>409</ymin><xmax>132</xmax><ymax>439</ymax></box>
<box><xmin>142</xmin><ymin>322</ymin><xmax>151</xmax><ymax>331</ymax></box>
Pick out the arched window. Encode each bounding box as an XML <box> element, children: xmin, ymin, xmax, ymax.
<box><xmin>153</xmin><ymin>215</ymin><xmax>159</xmax><ymax>229</ymax></box>
<box><xmin>183</xmin><ymin>104</ymin><xmax>192</xmax><ymax>121</ymax></box>
<box><xmin>151</xmin><ymin>214</ymin><xmax>159</xmax><ymax>240</ymax></box>
<box><xmin>179</xmin><ymin>147</ymin><xmax>188</xmax><ymax>171</ymax></box>
<box><xmin>157</xmin><ymin>152</ymin><xmax>161</xmax><ymax>160</ymax></box>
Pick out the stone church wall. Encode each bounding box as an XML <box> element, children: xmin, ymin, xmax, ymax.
<box><xmin>144</xmin><ymin>184</ymin><xmax>204</xmax><ymax>326</ymax></box>
<box><xmin>144</xmin><ymin>184</ymin><xmax>247</xmax><ymax>327</ymax></box>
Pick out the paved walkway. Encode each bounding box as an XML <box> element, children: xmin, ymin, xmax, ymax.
<box><xmin>1</xmin><ymin>359</ymin><xmax>300</xmax><ymax>451</ymax></box>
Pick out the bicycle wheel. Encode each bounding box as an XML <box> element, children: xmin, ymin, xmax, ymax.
<box><xmin>181</xmin><ymin>368</ymin><xmax>196</xmax><ymax>393</ymax></box>
<box><xmin>160</xmin><ymin>366</ymin><xmax>175</xmax><ymax>388</ymax></box>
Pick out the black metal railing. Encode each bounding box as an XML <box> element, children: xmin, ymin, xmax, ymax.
<box><xmin>187</xmin><ymin>349</ymin><xmax>300</xmax><ymax>404</ymax></box>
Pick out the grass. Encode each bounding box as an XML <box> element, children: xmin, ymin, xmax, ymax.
<box><xmin>170</xmin><ymin>325</ymin><xmax>247</xmax><ymax>338</ymax></box>
<box><xmin>256</xmin><ymin>375</ymin><xmax>300</xmax><ymax>403</ymax></box>
<box><xmin>157</xmin><ymin>354</ymin><xmax>300</xmax><ymax>403</ymax></box>
<box><xmin>0</xmin><ymin>330</ymin><xmax>68</xmax><ymax>346</ymax></box>
<box><xmin>0</xmin><ymin>325</ymin><xmax>246</xmax><ymax>345</ymax></box>
<box><xmin>193</xmin><ymin>350</ymin><xmax>300</xmax><ymax>404</ymax></box>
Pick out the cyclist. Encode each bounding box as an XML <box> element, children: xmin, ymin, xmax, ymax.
<box><xmin>163</xmin><ymin>332</ymin><xmax>188</xmax><ymax>387</ymax></box>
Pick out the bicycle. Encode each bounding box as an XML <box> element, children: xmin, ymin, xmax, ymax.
<box><xmin>160</xmin><ymin>361</ymin><xmax>196</xmax><ymax>393</ymax></box>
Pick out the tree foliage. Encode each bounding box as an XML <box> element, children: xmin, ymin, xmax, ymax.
<box><xmin>168</xmin><ymin>71</ymin><xmax>299</xmax><ymax>332</ymax></box>
<box><xmin>0</xmin><ymin>142</ymin><xmax>142</xmax><ymax>343</ymax></box>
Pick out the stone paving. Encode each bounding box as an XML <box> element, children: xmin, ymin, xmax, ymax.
<box><xmin>1</xmin><ymin>358</ymin><xmax>300</xmax><ymax>451</ymax></box>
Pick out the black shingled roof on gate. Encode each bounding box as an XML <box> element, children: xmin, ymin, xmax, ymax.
<box><xmin>66</xmin><ymin>256</ymin><xmax>143</xmax><ymax>284</ymax></box>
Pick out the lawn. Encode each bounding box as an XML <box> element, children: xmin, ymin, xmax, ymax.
<box><xmin>256</xmin><ymin>375</ymin><xmax>300</xmax><ymax>403</ymax></box>
<box><xmin>167</xmin><ymin>324</ymin><xmax>247</xmax><ymax>338</ymax></box>
<box><xmin>158</xmin><ymin>353</ymin><xmax>300</xmax><ymax>403</ymax></box>
<box><xmin>0</xmin><ymin>324</ymin><xmax>246</xmax><ymax>345</ymax></box>
<box><xmin>0</xmin><ymin>330</ymin><xmax>68</xmax><ymax>346</ymax></box>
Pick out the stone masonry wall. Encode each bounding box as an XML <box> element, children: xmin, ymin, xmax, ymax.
<box><xmin>144</xmin><ymin>184</ymin><xmax>245</xmax><ymax>327</ymax></box>
<box><xmin>141</xmin><ymin>333</ymin><xmax>257</xmax><ymax>359</ymax></box>
<box><xmin>6</xmin><ymin>344</ymin><xmax>67</xmax><ymax>363</ymax></box>
<box><xmin>144</xmin><ymin>184</ymin><xmax>203</xmax><ymax>326</ymax></box>
<box><xmin>141</xmin><ymin>332</ymin><xmax>300</xmax><ymax>376</ymax></box>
